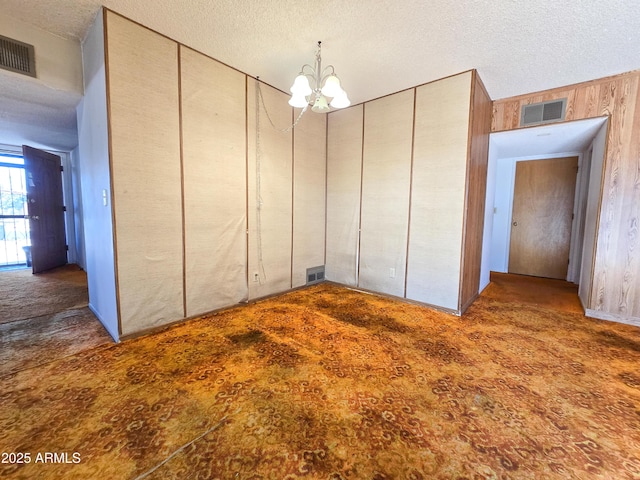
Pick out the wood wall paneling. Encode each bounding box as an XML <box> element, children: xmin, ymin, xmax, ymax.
<box><xmin>593</xmin><ymin>76</ymin><xmax>640</xmax><ymax>318</ymax></box>
<box><xmin>406</xmin><ymin>72</ymin><xmax>472</xmax><ymax>310</ymax></box>
<box><xmin>105</xmin><ymin>11</ymin><xmax>184</xmax><ymax>335</ymax></box>
<box><xmin>325</xmin><ymin>105</ymin><xmax>364</xmax><ymax>286</ymax></box>
<box><xmin>578</xmin><ymin>124</ymin><xmax>607</xmax><ymax>306</ymax></box>
<box><xmin>359</xmin><ymin>89</ymin><xmax>414</xmax><ymax>297</ymax></box>
<box><xmin>492</xmin><ymin>70</ymin><xmax>640</xmax><ymax>321</ymax></box>
<box><xmin>180</xmin><ymin>46</ymin><xmax>248</xmax><ymax>317</ymax></box>
<box><xmin>247</xmin><ymin>79</ymin><xmax>293</xmax><ymax>299</ymax></box>
<box><xmin>459</xmin><ymin>72</ymin><xmax>492</xmax><ymax>311</ymax></box>
<box><xmin>292</xmin><ymin>111</ymin><xmax>327</xmax><ymax>288</ymax></box>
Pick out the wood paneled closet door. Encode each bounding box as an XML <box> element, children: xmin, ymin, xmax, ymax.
<box><xmin>509</xmin><ymin>157</ymin><xmax>578</xmax><ymax>279</ymax></box>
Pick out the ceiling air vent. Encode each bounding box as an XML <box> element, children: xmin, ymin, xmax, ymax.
<box><xmin>0</xmin><ymin>34</ymin><xmax>36</xmax><ymax>77</ymax></box>
<box><xmin>520</xmin><ymin>98</ymin><xmax>566</xmax><ymax>127</ymax></box>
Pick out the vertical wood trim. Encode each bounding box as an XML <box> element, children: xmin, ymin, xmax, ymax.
<box><xmin>591</xmin><ymin>76</ymin><xmax>640</xmax><ymax>314</ymax></box>
<box><xmin>291</xmin><ymin>107</ymin><xmax>295</xmax><ymax>289</ymax></box>
<box><xmin>102</xmin><ymin>9</ymin><xmax>122</xmax><ymax>336</ymax></box>
<box><xmin>178</xmin><ymin>45</ymin><xmax>187</xmax><ymax>318</ymax></box>
<box><xmin>245</xmin><ymin>75</ymin><xmax>250</xmax><ymax>291</ymax></box>
<box><xmin>356</xmin><ymin>104</ymin><xmax>366</xmax><ymax>287</ymax></box>
<box><xmin>404</xmin><ymin>88</ymin><xmax>417</xmax><ymax>298</ymax></box>
<box><xmin>458</xmin><ymin>72</ymin><xmax>475</xmax><ymax>311</ymax></box>
<box><xmin>459</xmin><ymin>70</ymin><xmax>491</xmax><ymax>311</ymax></box>
<box><xmin>324</xmin><ymin>113</ymin><xmax>329</xmax><ymax>267</ymax></box>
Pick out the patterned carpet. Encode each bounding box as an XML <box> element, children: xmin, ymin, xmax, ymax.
<box><xmin>1</xmin><ymin>277</ymin><xmax>640</xmax><ymax>479</ymax></box>
<box><xmin>0</xmin><ymin>265</ymin><xmax>89</xmax><ymax>323</ymax></box>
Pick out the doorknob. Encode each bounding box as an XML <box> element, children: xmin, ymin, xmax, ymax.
<box><xmin>512</xmin><ymin>221</ymin><xmax>518</xmax><ymax>226</ymax></box>
<box><xmin>24</xmin><ymin>215</ymin><xmax>40</xmax><ymax>220</ymax></box>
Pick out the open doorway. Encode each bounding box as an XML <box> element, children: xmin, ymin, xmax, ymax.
<box><xmin>480</xmin><ymin>117</ymin><xmax>609</xmax><ymax>309</ymax></box>
<box><xmin>508</xmin><ymin>156</ymin><xmax>578</xmax><ymax>279</ymax></box>
<box><xmin>1</xmin><ymin>147</ymin><xmax>70</xmax><ymax>273</ymax></box>
<box><xmin>0</xmin><ymin>153</ymin><xmax>30</xmax><ymax>269</ymax></box>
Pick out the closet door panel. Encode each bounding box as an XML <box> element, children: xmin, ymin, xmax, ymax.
<box><xmin>292</xmin><ymin>111</ymin><xmax>327</xmax><ymax>288</ymax></box>
<box><xmin>406</xmin><ymin>72</ymin><xmax>471</xmax><ymax>310</ymax></box>
<box><xmin>247</xmin><ymin>80</ymin><xmax>293</xmax><ymax>299</ymax></box>
<box><xmin>106</xmin><ymin>11</ymin><xmax>183</xmax><ymax>334</ymax></box>
<box><xmin>181</xmin><ymin>47</ymin><xmax>248</xmax><ymax>316</ymax></box>
<box><xmin>359</xmin><ymin>90</ymin><xmax>414</xmax><ymax>297</ymax></box>
<box><xmin>326</xmin><ymin>106</ymin><xmax>364</xmax><ymax>286</ymax></box>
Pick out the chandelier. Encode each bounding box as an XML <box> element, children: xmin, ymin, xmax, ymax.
<box><xmin>288</xmin><ymin>41</ymin><xmax>350</xmax><ymax>113</ymax></box>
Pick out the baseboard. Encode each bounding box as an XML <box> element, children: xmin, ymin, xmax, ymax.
<box><xmin>118</xmin><ymin>284</ymin><xmax>312</xmax><ymax>342</ymax></box>
<box><xmin>88</xmin><ymin>303</ymin><xmax>119</xmax><ymax>343</ymax></box>
<box><xmin>459</xmin><ymin>292</ymin><xmax>479</xmax><ymax>314</ymax></box>
<box><xmin>585</xmin><ymin>309</ymin><xmax>640</xmax><ymax>328</ymax></box>
<box><xmin>328</xmin><ymin>281</ymin><xmax>461</xmax><ymax>316</ymax></box>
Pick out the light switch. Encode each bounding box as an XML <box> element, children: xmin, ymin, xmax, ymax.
<box><xmin>102</xmin><ymin>189</ymin><xmax>108</xmax><ymax>206</ymax></box>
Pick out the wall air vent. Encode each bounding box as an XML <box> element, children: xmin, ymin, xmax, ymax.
<box><xmin>306</xmin><ymin>265</ymin><xmax>325</xmax><ymax>285</ymax></box>
<box><xmin>0</xmin><ymin>35</ymin><xmax>36</xmax><ymax>77</ymax></box>
<box><xmin>520</xmin><ymin>98</ymin><xmax>567</xmax><ymax>127</ymax></box>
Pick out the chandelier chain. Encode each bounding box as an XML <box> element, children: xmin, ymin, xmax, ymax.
<box><xmin>256</xmin><ymin>80</ymin><xmax>307</xmax><ymax>132</ymax></box>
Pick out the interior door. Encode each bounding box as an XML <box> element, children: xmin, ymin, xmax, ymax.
<box><xmin>509</xmin><ymin>157</ymin><xmax>578</xmax><ymax>279</ymax></box>
<box><xmin>22</xmin><ymin>145</ymin><xmax>68</xmax><ymax>273</ymax></box>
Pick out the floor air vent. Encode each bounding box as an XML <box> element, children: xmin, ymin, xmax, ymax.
<box><xmin>306</xmin><ymin>266</ymin><xmax>325</xmax><ymax>285</ymax></box>
<box><xmin>0</xmin><ymin>35</ymin><xmax>36</xmax><ymax>77</ymax></box>
<box><xmin>520</xmin><ymin>98</ymin><xmax>566</xmax><ymax>126</ymax></box>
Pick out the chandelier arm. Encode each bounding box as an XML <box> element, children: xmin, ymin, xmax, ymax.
<box><xmin>320</xmin><ymin>65</ymin><xmax>337</xmax><ymax>84</ymax></box>
<box><xmin>300</xmin><ymin>64</ymin><xmax>316</xmax><ymax>75</ymax></box>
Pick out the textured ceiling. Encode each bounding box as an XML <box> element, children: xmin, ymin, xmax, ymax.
<box><xmin>1</xmin><ymin>0</ymin><xmax>639</xmax><ymax>150</ymax></box>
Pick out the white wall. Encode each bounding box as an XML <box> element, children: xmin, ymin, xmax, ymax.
<box><xmin>479</xmin><ymin>144</ymin><xmax>498</xmax><ymax>291</ymax></box>
<box><xmin>488</xmin><ymin>156</ymin><xmax>516</xmax><ymax>273</ymax></box>
<box><xmin>70</xmin><ymin>146</ymin><xmax>86</xmax><ymax>269</ymax></box>
<box><xmin>77</xmin><ymin>9</ymin><xmax>119</xmax><ymax>341</ymax></box>
<box><xmin>0</xmin><ymin>13</ymin><xmax>83</xmax><ymax>95</ymax></box>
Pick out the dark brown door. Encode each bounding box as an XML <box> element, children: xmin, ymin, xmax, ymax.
<box><xmin>509</xmin><ymin>157</ymin><xmax>578</xmax><ymax>279</ymax></box>
<box><xmin>22</xmin><ymin>145</ymin><xmax>67</xmax><ymax>273</ymax></box>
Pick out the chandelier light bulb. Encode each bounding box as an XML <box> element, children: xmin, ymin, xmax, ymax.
<box><xmin>321</xmin><ymin>75</ymin><xmax>343</xmax><ymax>97</ymax></box>
<box><xmin>290</xmin><ymin>75</ymin><xmax>312</xmax><ymax>96</ymax></box>
<box><xmin>288</xmin><ymin>93</ymin><xmax>309</xmax><ymax>108</ymax></box>
<box><xmin>311</xmin><ymin>95</ymin><xmax>330</xmax><ymax>113</ymax></box>
<box><xmin>329</xmin><ymin>90</ymin><xmax>351</xmax><ymax>109</ymax></box>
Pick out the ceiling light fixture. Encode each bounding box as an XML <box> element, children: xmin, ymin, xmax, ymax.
<box><xmin>289</xmin><ymin>41</ymin><xmax>350</xmax><ymax>113</ymax></box>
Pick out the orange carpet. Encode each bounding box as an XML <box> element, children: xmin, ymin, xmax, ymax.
<box><xmin>1</xmin><ymin>277</ymin><xmax>640</xmax><ymax>479</ymax></box>
<box><xmin>0</xmin><ymin>265</ymin><xmax>89</xmax><ymax>323</ymax></box>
